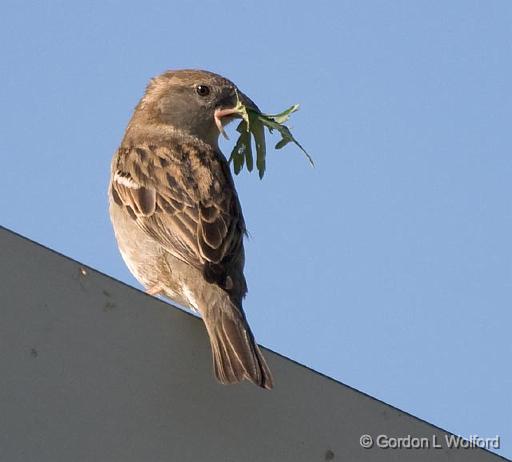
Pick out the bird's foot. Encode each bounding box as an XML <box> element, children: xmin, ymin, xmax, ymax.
<box><xmin>146</xmin><ymin>284</ymin><xmax>162</xmax><ymax>297</ymax></box>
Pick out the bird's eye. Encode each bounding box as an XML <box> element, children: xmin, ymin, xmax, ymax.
<box><xmin>196</xmin><ymin>85</ymin><xmax>210</xmax><ymax>97</ymax></box>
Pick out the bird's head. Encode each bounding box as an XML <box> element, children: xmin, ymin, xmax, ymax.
<box><xmin>129</xmin><ymin>69</ymin><xmax>258</xmax><ymax>147</ymax></box>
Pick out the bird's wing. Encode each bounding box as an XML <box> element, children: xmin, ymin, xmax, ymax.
<box><xmin>110</xmin><ymin>143</ymin><xmax>246</xmax><ymax>287</ymax></box>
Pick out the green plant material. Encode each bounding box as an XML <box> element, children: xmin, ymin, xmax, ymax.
<box><xmin>228</xmin><ymin>96</ymin><xmax>313</xmax><ymax>179</ymax></box>
<box><xmin>232</xmin><ymin>122</ymin><xmax>250</xmax><ymax>174</ymax></box>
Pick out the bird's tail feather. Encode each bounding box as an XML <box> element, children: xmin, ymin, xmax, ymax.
<box><xmin>203</xmin><ymin>296</ymin><xmax>273</xmax><ymax>390</ymax></box>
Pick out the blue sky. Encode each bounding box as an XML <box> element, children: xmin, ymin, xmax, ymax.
<box><xmin>1</xmin><ymin>0</ymin><xmax>511</xmax><ymax>457</ymax></box>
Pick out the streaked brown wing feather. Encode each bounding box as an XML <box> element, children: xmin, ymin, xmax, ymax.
<box><xmin>110</xmin><ymin>144</ymin><xmax>245</xmax><ymax>282</ymax></box>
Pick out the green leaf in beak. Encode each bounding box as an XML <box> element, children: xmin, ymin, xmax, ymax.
<box><xmin>228</xmin><ymin>94</ymin><xmax>313</xmax><ymax>178</ymax></box>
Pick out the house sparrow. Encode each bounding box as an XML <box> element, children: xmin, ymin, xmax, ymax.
<box><xmin>109</xmin><ymin>70</ymin><xmax>273</xmax><ymax>389</ymax></box>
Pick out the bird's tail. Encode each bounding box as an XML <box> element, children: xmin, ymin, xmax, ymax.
<box><xmin>202</xmin><ymin>294</ymin><xmax>273</xmax><ymax>390</ymax></box>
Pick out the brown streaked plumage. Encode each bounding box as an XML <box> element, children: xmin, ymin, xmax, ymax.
<box><xmin>109</xmin><ymin>69</ymin><xmax>273</xmax><ymax>389</ymax></box>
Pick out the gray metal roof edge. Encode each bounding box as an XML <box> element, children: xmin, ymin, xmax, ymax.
<box><xmin>1</xmin><ymin>224</ymin><xmax>508</xmax><ymax>461</ymax></box>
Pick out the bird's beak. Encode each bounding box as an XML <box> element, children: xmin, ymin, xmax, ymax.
<box><xmin>214</xmin><ymin>107</ymin><xmax>240</xmax><ymax>140</ymax></box>
<box><xmin>214</xmin><ymin>91</ymin><xmax>260</xmax><ymax>140</ymax></box>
